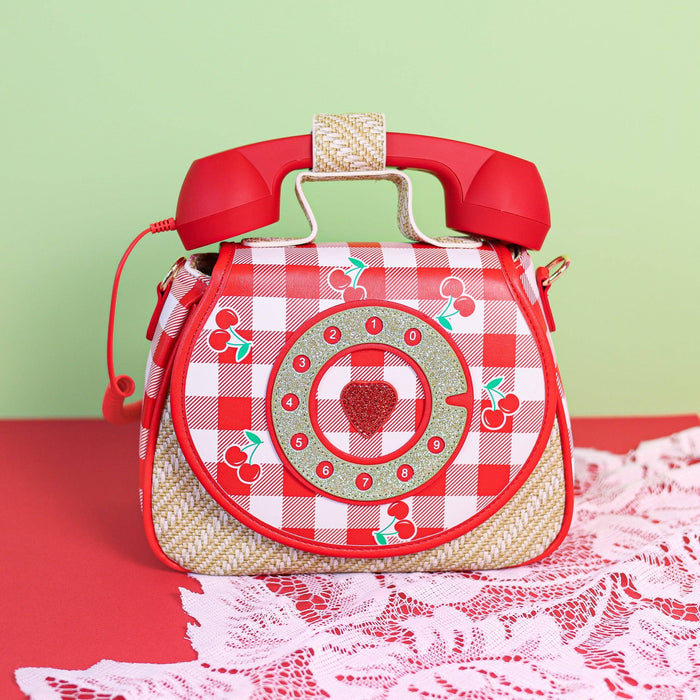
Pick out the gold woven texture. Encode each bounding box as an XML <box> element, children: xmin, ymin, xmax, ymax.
<box><xmin>312</xmin><ymin>113</ymin><xmax>386</xmax><ymax>172</ymax></box>
<box><xmin>150</xmin><ymin>399</ymin><xmax>566</xmax><ymax>575</ymax></box>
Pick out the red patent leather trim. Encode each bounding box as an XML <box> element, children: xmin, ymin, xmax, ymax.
<box><xmin>141</xmin><ymin>280</ymin><xmax>207</xmax><ymax>432</ymax></box>
<box><xmin>170</xmin><ymin>242</ymin><xmax>558</xmax><ymax>559</ymax></box>
<box><xmin>535</xmin><ymin>266</ymin><xmax>557</xmax><ymax>332</ymax></box>
<box><xmin>510</xmin><ymin>253</ymin><xmax>547</xmax><ymax>336</ymax></box>
<box><xmin>145</xmin><ymin>256</ymin><xmax>186</xmax><ymax>341</ymax></box>
<box><xmin>491</xmin><ymin>243</ymin><xmax>559</xmax><ymax>478</ymax></box>
<box><xmin>518</xmin><ymin>398</ymin><xmax>575</xmax><ymax>566</ymax></box>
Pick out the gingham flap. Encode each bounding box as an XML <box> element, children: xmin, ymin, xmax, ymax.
<box><xmin>169</xmin><ymin>241</ymin><xmax>557</xmax><ymax>557</ymax></box>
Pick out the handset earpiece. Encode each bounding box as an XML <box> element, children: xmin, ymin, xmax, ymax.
<box><xmin>175</xmin><ymin>133</ymin><xmax>550</xmax><ymax>250</ymax></box>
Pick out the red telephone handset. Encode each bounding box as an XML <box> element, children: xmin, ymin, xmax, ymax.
<box><xmin>175</xmin><ymin>133</ymin><xmax>550</xmax><ymax>250</ymax></box>
<box><xmin>104</xmin><ymin>130</ymin><xmax>553</xmax><ymax>424</ymax></box>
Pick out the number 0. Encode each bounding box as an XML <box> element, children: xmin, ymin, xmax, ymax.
<box><xmin>404</xmin><ymin>328</ymin><xmax>421</xmax><ymax>346</ymax></box>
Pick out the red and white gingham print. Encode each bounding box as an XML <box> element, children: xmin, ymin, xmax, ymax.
<box><xmin>314</xmin><ymin>349</ymin><xmax>425</xmax><ymax>459</ymax></box>
<box><xmin>139</xmin><ymin>261</ymin><xmax>209</xmax><ymax>461</ymax></box>
<box><xmin>173</xmin><ymin>242</ymin><xmax>551</xmax><ymax>550</ymax></box>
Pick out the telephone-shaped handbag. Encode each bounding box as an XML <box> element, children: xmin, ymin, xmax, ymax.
<box><xmin>104</xmin><ymin>114</ymin><xmax>573</xmax><ymax>575</ymax></box>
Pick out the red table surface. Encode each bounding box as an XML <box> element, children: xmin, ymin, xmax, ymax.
<box><xmin>1</xmin><ymin>414</ymin><xmax>699</xmax><ymax>699</ymax></box>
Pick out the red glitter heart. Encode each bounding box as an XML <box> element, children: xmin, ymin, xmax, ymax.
<box><xmin>340</xmin><ymin>382</ymin><xmax>398</xmax><ymax>438</ymax></box>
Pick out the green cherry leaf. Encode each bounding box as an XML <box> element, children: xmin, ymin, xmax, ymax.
<box><xmin>437</xmin><ymin>316</ymin><xmax>453</xmax><ymax>331</ymax></box>
<box><xmin>348</xmin><ymin>257</ymin><xmax>366</xmax><ymax>270</ymax></box>
<box><xmin>485</xmin><ymin>377</ymin><xmax>504</xmax><ymax>391</ymax></box>
<box><xmin>374</xmin><ymin>533</ymin><xmax>387</xmax><ymax>546</ymax></box>
<box><xmin>244</xmin><ymin>430</ymin><xmax>262</xmax><ymax>445</ymax></box>
<box><xmin>236</xmin><ymin>343</ymin><xmax>251</xmax><ymax>362</ymax></box>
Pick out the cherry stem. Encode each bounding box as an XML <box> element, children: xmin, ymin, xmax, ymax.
<box><xmin>377</xmin><ymin>517</ymin><xmax>398</xmax><ymax>537</ymax></box>
<box><xmin>230</xmin><ymin>329</ymin><xmax>248</xmax><ymax>345</ymax></box>
<box><xmin>486</xmin><ymin>387</ymin><xmax>506</xmax><ymax>410</ymax></box>
<box><xmin>350</xmin><ymin>266</ymin><xmax>363</xmax><ymax>288</ymax></box>
<box><xmin>438</xmin><ymin>296</ymin><xmax>453</xmax><ymax>318</ymax></box>
<box><xmin>227</xmin><ymin>336</ymin><xmax>251</xmax><ymax>351</ymax></box>
<box><xmin>240</xmin><ymin>442</ymin><xmax>260</xmax><ymax>462</ymax></box>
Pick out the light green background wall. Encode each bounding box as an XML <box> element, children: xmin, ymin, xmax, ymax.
<box><xmin>1</xmin><ymin>1</ymin><xmax>698</xmax><ymax>418</ymax></box>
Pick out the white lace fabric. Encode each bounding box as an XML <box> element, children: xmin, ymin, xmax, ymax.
<box><xmin>16</xmin><ymin>428</ymin><xmax>700</xmax><ymax>699</ymax></box>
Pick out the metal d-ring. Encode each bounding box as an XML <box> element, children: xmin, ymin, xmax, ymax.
<box><xmin>158</xmin><ymin>257</ymin><xmax>186</xmax><ymax>292</ymax></box>
<box><xmin>541</xmin><ymin>255</ymin><xmax>571</xmax><ymax>287</ymax></box>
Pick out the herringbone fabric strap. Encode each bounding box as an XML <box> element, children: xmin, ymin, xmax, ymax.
<box><xmin>312</xmin><ymin>113</ymin><xmax>386</xmax><ymax>172</ymax></box>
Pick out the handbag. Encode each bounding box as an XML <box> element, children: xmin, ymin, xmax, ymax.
<box><xmin>103</xmin><ymin>113</ymin><xmax>573</xmax><ymax>575</ymax></box>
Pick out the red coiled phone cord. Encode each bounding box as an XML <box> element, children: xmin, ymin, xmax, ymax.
<box><xmin>102</xmin><ymin>218</ymin><xmax>176</xmax><ymax>424</ymax></box>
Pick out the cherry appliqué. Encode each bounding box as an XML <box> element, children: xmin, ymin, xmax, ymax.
<box><xmin>208</xmin><ymin>308</ymin><xmax>252</xmax><ymax>362</ymax></box>
<box><xmin>222</xmin><ymin>430</ymin><xmax>263</xmax><ymax>484</ymax></box>
<box><xmin>437</xmin><ymin>277</ymin><xmax>475</xmax><ymax>330</ymax></box>
<box><xmin>373</xmin><ymin>501</ymin><xmax>416</xmax><ymax>544</ymax></box>
<box><xmin>481</xmin><ymin>377</ymin><xmax>520</xmax><ymax>431</ymax></box>
<box><xmin>328</xmin><ymin>257</ymin><xmax>367</xmax><ymax>302</ymax></box>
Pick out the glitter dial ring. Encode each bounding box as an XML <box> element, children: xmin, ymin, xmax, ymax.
<box><xmin>266</xmin><ymin>301</ymin><xmax>473</xmax><ymax>502</ymax></box>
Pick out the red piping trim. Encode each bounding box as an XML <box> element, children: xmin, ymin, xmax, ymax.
<box><xmin>518</xmin><ymin>397</ymin><xmax>575</xmax><ymax>566</ymax></box>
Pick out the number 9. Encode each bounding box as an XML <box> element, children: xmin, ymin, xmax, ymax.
<box><xmin>427</xmin><ymin>436</ymin><xmax>445</xmax><ymax>454</ymax></box>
